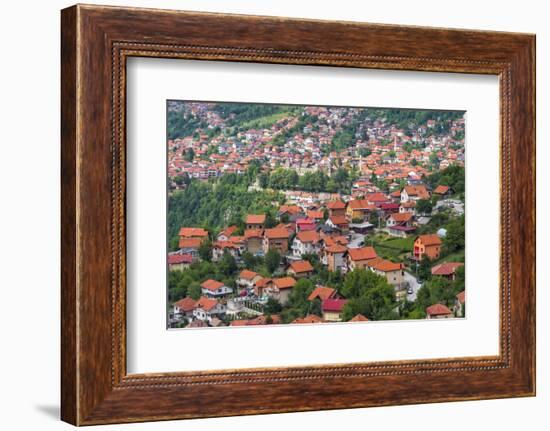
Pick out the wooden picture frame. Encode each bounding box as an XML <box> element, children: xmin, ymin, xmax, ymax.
<box><xmin>61</xmin><ymin>4</ymin><xmax>535</xmax><ymax>425</ymax></box>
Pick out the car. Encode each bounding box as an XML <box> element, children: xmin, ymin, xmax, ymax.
<box><xmin>407</xmin><ymin>287</ymin><xmax>414</xmax><ymax>294</ymax></box>
<box><xmin>357</xmin><ymin>241</ymin><xmax>365</xmax><ymax>247</ymax></box>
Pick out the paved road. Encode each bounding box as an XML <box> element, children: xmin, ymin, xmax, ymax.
<box><xmin>403</xmin><ymin>271</ymin><xmax>422</xmax><ymax>301</ymax></box>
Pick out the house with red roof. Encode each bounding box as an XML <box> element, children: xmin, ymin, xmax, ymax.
<box><xmin>278</xmin><ymin>205</ymin><xmax>304</xmax><ymax>221</ymax></box>
<box><xmin>347</xmin><ymin>246</ymin><xmax>378</xmax><ymax>271</ymax></box>
<box><xmin>433</xmin><ymin>184</ymin><xmax>452</xmax><ymax>197</ymax></box>
<box><xmin>178</xmin><ymin>237</ymin><xmax>203</xmax><ymax>258</ymax></box>
<box><xmin>324</xmin><ymin>243</ymin><xmax>347</xmax><ymax>272</ymax></box>
<box><xmin>217</xmin><ymin>225</ymin><xmax>238</xmax><ymax>241</ymax></box>
<box><xmin>326</xmin><ymin>215</ymin><xmax>349</xmax><ymax>233</ymax></box>
<box><xmin>346</xmin><ymin>199</ymin><xmax>375</xmax><ymax>221</ymax></box>
<box><xmin>173</xmin><ymin>297</ymin><xmax>197</xmax><ymax>319</ymax></box>
<box><xmin>295</xmin><ymin>217</ymin><xmax>317</xmax><ymax>232</ymax></box>
<box><xmin>200</xmin><ymin>279</ymin><xmax>233</xmax><ymax>298</ymax></box>
<box><xmin>287</xmin><ymin>260</ymin><xmax>314</xmax><ymax>279</ymax></box>
<box><xmin>326</xmin><ymin>200</ymin><xmax>346</xmax><ymax>217</ymax></box>
<box><xmin>178</xmin><ymin>227</ymin><xmax>209</xmax><ymax>240</ymax></box>
<box><xmin>387</xmin><ymin>212</ymin><xmax>417</xmax><ymax>237</ymax></box>
<box><xmin>431</xmin><ymin>262</ymin><xmax>464</xmax><ymax>280</ymax></box>
<box><xmin>322</xmin><ymin>298</ymin><xmax>348</xmax><ymax>322</ymax></box>
<box><xmin>306</xmin><ymin>209</ymin><xmax>324</xmax><ymax>221</ymax></box>
<box><xmin>401</xmin><ymin>185</ymin><xmax>430</xmax><ymax>202</ymax></box>
<box><xmin>236</xmin><ymin>270</ymin><xmax>263</xmax><ymax>290</ymax></box>
<box><xmin>366</xmin><ymin>192</ymin><xmax>389</xmax><ymax>206</ymax></box>
<box><xmin>307</xmin><ymin>286</ymin><xmax>338</xmax><ymax>302</ymax></box>
<box><xmin>266</xmin><ymin>277</ymin><xmax>297</xmax><ymax>305</ymax></box>
<box><xmin>244</xmin><ymin>229</ymin><xmax>263</xmax><ymax>255</ymax></box>
<box><xmin>292</xmin><ymin>230</ymin><xmax>321</xmax><ymax>257</ymax></box>
<box><xmin>413</xmin><ymin>234</ymin><xmax>442</xmax><ymax>261</ymax></box>
<box><xmin>168</xmin><ymin>253</ymin><xmax>193</xmax><ymax>271</ymax></box>
<box><xmin>291</xmin><ymin>314</ymin><xmax>325</xmax><ymax>324</ymax></box>
<box><xmin>366</xmin><ymin>257</ymin><xmax>405</xmax><ymax>288</ymax></box>
<box><xmin>263</xmin><ymin>228</ymin><xmax>290</xmax><ymax>255</ymax></box>
<box><xmin>193</xmin><ymin>296</ymin><xmax>227</xmax><ymax>323</ymax></box>
<box><xmin>426</xmin><ymin>303</ymin><xmax>453</xmax><ymax>319</ymax></box>
<box><xmin>246</xmin><ymin>214</ymin><xmax>266</xmax><ymax>230</ymax></box>
<box><xmin>211</xmin><ymin>240</ymin><xmax>240</xmax><ymax>262</ymax></box>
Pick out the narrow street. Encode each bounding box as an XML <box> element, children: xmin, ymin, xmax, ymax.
<box><xmin>403</xmin><ymin>271</ymin><xmax>422</xmax><ymax>301</ymax></box>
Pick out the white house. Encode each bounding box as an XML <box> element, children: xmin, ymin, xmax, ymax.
<box><xmin>236</xmin><ymin>270</ymin><xmax>263</xmax><ymax>290</ymax></box>
<box><xmin>291</xmin><ymin>230</ymin><xmax>321</xmax><ymax>257</ymax></box>
<box><xmin>200</xmin><ymin>279</ymin><xmax>233</xmax><ymax>298</ymax></box>
<box><xmin>193</xmin><ymin>297</ymin><xmax>227</xmax><ymax>323</ymax></box>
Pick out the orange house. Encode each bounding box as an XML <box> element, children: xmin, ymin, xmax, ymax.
<box><xmin>413</xmin><ymin>234</ymin><xmax>442</xmax><ymax>261</ymax></box>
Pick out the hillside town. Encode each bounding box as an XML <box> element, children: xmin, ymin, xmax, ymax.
<box><xmin>167</xmin><ymin>101</ymin><xmax>466</xmax><ymax>329</ymax></box>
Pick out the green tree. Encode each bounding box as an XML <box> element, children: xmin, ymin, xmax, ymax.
<box><xmin>443</xmin><ymin>216</ymin><xmax>465</xmax><ymax>254</ymax></box>
<box><xmin>416</xmin><ymin>199</ymin><xmax>433</xmax><ymax>214</ymax></box>
<box><xmin>184</xmin><ymin>148</ymin><xmax>195</xmax><ymax>162</ymax></box>
<box><xmin>219</xmin><ymin>250</ymin><xmax>237</xmax><ymax>277</ymax></box>
<box><xmin>264</xmin><ymin>297</ymin><xmax>283</xmax><ymax>314</ymax></box>
<box><xmin>265</xmin><ymin>249</ymin><xmax>282</xmax><ymax>274</ymax></box>
<box><xmin>198</xmin><ymin>239</ymin><xmax>212</xmax><ymax>262</ymax></box>
<box><xmin>188</xmin><ymin>281</ymin><xmax>202</xmax><ymax>300</ymax></box>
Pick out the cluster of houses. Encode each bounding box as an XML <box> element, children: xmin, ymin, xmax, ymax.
<box><xmin>167</xmin><ymin>102</ymin><xmax>465</xmax><ymax>192</ymax></box>
<box><xmin>167</xmin><ymin>102</ymin><xmax>466</xmax><ymax>328</ymax></box>
<box><xmin>169</xmin><ymin>182</ymin><xmax>465</xmax><ymax>328</ymax></box>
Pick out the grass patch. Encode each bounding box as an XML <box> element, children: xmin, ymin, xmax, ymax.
<box><xmin>240</xmin><ymin>111</ymin><xmax>293</xmax><ymax>130</ymax></box>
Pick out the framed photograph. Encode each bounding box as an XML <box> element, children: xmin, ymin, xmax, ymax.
<box><xmin>61</xmin><ymin>4</ymin><xmax>536</xmax><ymax>425</ymax></box>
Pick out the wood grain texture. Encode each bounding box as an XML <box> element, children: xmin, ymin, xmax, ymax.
<box><xmin>60</xmin><ymin>4</ymin><xmax>536</xmax><ymax>425</ymax></box>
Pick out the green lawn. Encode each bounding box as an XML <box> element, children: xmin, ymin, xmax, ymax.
<box><xmin>368</xmin><ymin>234</ymin><xmax>414</xmax><ymax>261</ymax></box>
<box><xmin>240</xmin><ymin>111</ymin><xmax>293</xmax><ymax>130</ymax></box>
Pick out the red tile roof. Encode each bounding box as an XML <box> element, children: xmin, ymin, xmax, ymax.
<box><xmin>350</xmin><ymin>313</ymin><xmax>369</xmax><ymax>322</ymax></box>
<box><xmin>296</xmin><ymin>230</ymin><xmax>321</xmax><ymax>244</ymax></box>
<box><xmin>289</xmin><ymin>260</ymin><xmax>314</xmax><ymax>274</ymax></box>
<box><xmin>433</xmin><ymin>185</ymin><xmax>450</xmax><ymax>194</ymax></box>
<box><xmin>431</xmin><ymin>262</ymin><xmax>464</xmax><ymax>276</ymax></box>
<box><xmin>329</xmin><ymin>215</ymin><xmax>349</xmax><ymax>226</ymax></box>
<box><xmin>239</xmin><ymin>270</ymin><xmax>259</xmax><ymax>280</ymax></box>
<box><xmin>173</xmin><ymin>297</ymin><xmax>196</xmax><ymax>312</ymax></box>
<box><xmin>265</xmin><ymin>228</ymin><xmax>290</xmax><ymax>239</ymax></box>
<box><xmin>307</xmin><ymin>210</ymin><xmax>324</xmax><ymax>219</ymax></box>
<box><xmin>389</xmin><ymin>212</ymin><xmax>413</xmax><ymax>223</ymax></box>
<box><xmin>244</xmin><ymin>229</ymin><xmax>263</xmax><ymax>239</ymax></box>
<box><xmin>279</xmin><ymin>205</ymin><xmax>303</xmax><ymax>215</ymax></box>
<box><xmin>426</xmin><ymin>303</ymin><xmax>452</xmax><ymax>316</ymax></box>
<box><xmin>325</xmin><ymin>244</ymin><xmax>347</xmax><ymax>253</ymax></box>
<box><xmin>292</xmin><ymin>314</ymin><xmax>325</xmax><ymax>324</ymax></box>
<box><xmin>273</xmin><ymin>277</ymin><xmax>297</xmax><ymax>290</ymax></box>
<box><xmin>178</xmin><ymin>227</ymin><xmax>208</xmax><ymax>238</ymax></box>
<box><xmin>195</xmin><ymin>296</ymin><xmax>219</xmax><ymax>312</ymax></box>
<box><xmin>416</xmin><ymin>234</ymin><xmax>442</xmax><ymax>246</ymax></box>
<box><xmin>322</xmin><ymin>298</ymin><xmax>348</xmax><ymax>312</ymax></box>
<box><xmin>218</xmin><ymin>225</ymin><xmax>238</xmax><ymax>237</ymax></box>
<box><xmin>307</xmin><ymin>286</ymin><xmax>336</xmax><ymax>302</ymax></box>
<box><xmin>200</xmin><ymin>279</ymin><xmax>225</xmax><ymax>291</ymax></box>
<box><xmin>246</xmin><ymin>214</ymin><xmax>266</xmax><ymax>224</ymax></box>
<box><xmin>367</xmin><ymin>257</ymin><xmax>403</xmax><ymax>272</ymax></box>
<box><xmin>348</xmin><ymin>246</ymin><xmax>377</xmax><ymax>262</ymax></box>
<box><xmin>404</xmin><ymin>185</ymin><xmax>430</xmax><ymax>199</ymax></box>
<box><xmin>347</xmin><ymin>199</ymin><xmax>375</xmax><ymax>210</ymax></box>
<box><xmin>327</xmin><ymin>200</ymin><xmax>346</xmax><ymax>210</ymax></box>
<box><xmin>178</xmin><ymin>237</ymin><xmax>203</xmax><ymax>249</ymax></box>
<box><xmin>366</xmin><ymin>192</ymin><xmax>388</xmax><ymax>203</ymax></box>
<box><xmin>168</xmin><ymin>254</ymin><xmax>193</xmax><ymax>265</ymax></box>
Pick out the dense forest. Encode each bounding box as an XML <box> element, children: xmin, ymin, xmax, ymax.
<box><xmin>167</xmin><ymin>171</ymin><xmax>284</xmax><ymax>250</ymax></box>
